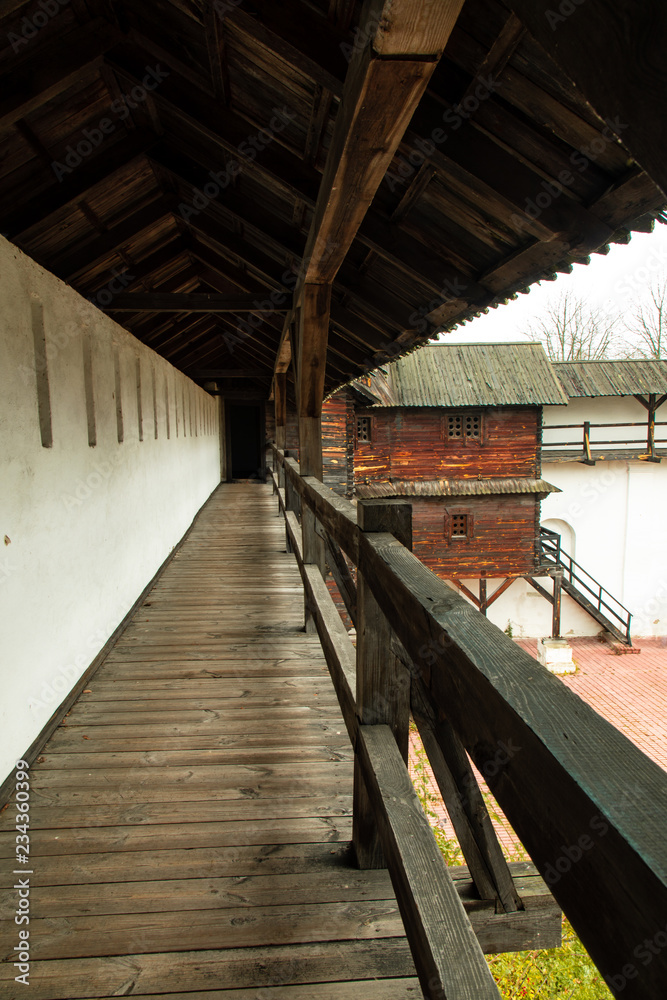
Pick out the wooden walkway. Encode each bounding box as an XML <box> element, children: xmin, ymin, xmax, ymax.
<box><xmin>0</xmin><ymin>484</ymin><xmax>422</xmax><ymax>999</ymax></box>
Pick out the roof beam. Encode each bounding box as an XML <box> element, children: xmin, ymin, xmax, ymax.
<box><xmin>226</xmin><ymin>1</ymin><xmax>347</xmax><ymax>97</ymax></box>
<box><xmin>0</xmin><ymin>20</ymin><xmax>120</xmax><ymax>137</ymax></box>
<box><xmin>503</xmin><ymin>0</ymin><xmax>667</xmax><ymax>199</ymax></box>
<box><xmin>48</xmin><ymin>199</ymin><xmax>175</xmax><ymax>280</ymax></box>
<box><xmin>2</xmin><ymin>133</ymin><xmax>158</xmax><ymax>240</ymax></box>
<box><xmin>105</xmin><ymin>293</ymin><xmax>290</xmax><ymax>313</ymax></box>
<box><xmin>106</xmin><ymin>46</ymin><xmax>321</xmax><ymax>204</ymax></box>
<box><xmin>301</xmin><ymin>0</ymin><xmax>465</xmax><ymax>286</ymax></box>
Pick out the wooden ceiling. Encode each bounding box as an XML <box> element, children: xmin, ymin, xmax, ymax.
<box><xmin>1</xmin><ymin>0</ymin><xmax>665</xmax><ymax>400</ymax></box>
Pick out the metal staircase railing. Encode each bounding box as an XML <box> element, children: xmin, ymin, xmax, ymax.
<box><xmin>539</xmin><ymin>527</ymin><xmax>633</xmax><ymax>645</ymax></box>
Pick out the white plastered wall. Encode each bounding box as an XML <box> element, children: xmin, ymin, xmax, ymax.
<box><xmin>0</xmin><ymin>238</ymin><xmax>222</xmax><ymax>785</ymax></box>
<box><xmin>457</xmin><ymin>396</ymin><xmax>667</xmax><ymax>640</ymax></box>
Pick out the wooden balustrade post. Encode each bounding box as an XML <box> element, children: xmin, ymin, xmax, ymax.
<box><xmin>274</xmin><ymin>372</ymin><xmax>287</xmax><ymax>489</ymax></box>
<box><xmin>295</xmin><ymin>284</ymin><xmax>330</xmax><ymax>630</ymax></box>
<box><xmin>353</xmin><ymin>499</ymin><xmax>412</xmax><ymax>869</ymax></box>
<box><xmin>551</xmin><ymin>567</ymin><xmax>563</xmax><ymax>638</ymax></box>
<box><xmin>283</xmin><ymin>449</ymin><xmax>299</xmax><ymax>554</ymax></box>
<box><xmin>479</xmin><ymin>577</ymin><xmax>487</xmax><ymax>616</ymax></box>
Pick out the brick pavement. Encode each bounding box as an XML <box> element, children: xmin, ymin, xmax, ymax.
<box><xmin>408</xmin><ymin>635</ymin><xmax>667</xmax><ymax>858</ymax></box>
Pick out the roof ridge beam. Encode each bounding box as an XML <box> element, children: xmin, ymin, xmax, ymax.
<box><xmin>301</xmin><ymin>0</ymin><xmax>465</xmax><ymax>287</ymax></box>
<box><xmin>502</xmin><ymin>1</ymin><xmax>667</xmax><ymax>200</ymax></box>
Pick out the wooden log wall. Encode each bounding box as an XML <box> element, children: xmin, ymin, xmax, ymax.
<box><xmin>265</xmin><ymin>408</ymin><xmax>300</xmax><ymax>452</ymax></box>
<box><xmin>411</xmin><ymin>496</ymin><xmax>539</xmax><ymax>577</ymax></box>
<box><xmin>354</xmin><ymin>407</ymin><xmax>541</xmax><ymax>482</ymax></box>
<box><xmin>322</xmin><ymin>392</ymin><xmax>354</xmax><ymax>496</ymax></box>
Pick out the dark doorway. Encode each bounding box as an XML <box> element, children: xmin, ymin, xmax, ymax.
<box><xmin>229</xmin><ymin>404</ymin><xmax>263</xmax><ymax>479</ymax></box>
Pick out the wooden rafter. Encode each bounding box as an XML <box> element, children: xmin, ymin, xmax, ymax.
<box><xmin>0</xmin><ymin>20</ymin><xmax>120</xmax><ymax>135</ymax></box>
<box><xmin>503</xmin><ymin>0</ymin><xmax>667</xmax><ymax>198</ymax></box>
<box><xmin>105</xmin><ymin>293</ymin><xmax>291</xmax><ymax>313</ymax></box>
<box><xmin>300</xmin><ymin>0</ymin><xmax>465</xmax><ymax>288</ymax></box>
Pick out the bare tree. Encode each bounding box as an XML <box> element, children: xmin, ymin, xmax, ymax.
<box><xmin>527</xmin><ymin>292</ymin><xmax>621</xmax><ymax>361</ymax></box>
<box><xmin>624</xmin><ymin>279</ymin><xmax>667</xmax><ymax>359</ymax></box>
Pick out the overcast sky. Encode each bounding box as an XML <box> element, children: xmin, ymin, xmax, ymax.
<box><xmin>438</xmin><ymin>221</ymin><xmax>667</xmax><ymax>348</ymax></box>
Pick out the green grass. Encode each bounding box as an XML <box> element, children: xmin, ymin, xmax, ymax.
<box><xmin>409</xmin><ymin>725</ymin><xmax>613</xmax><ymax>998</ymax></box>
<box><xmin>486</xmin><ymin>920</ymin><xmax>613</xmax><ymax>999</ymax></box>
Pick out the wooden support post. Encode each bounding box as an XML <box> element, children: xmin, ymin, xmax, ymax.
<box><xmin>296</xmin><ymin>284</ymin><xmax>330</xmax><ymax>629</ymax></box>
<box><xmin>353</xmin><ymin>499</ymin><xmax>412</xmax><ymax>869</ymax></box>
<box><xmin>283</xmin><ymin>448</ymin><xmax>299</xmax><ymax>554</ymax></box>
<box><xmin>552</xmin><ymin>568</ymin><xmax>563</xmax><ymax>639</ymax></box>
<box><xmin>275</xmin><ymin>372</ymin><xmax>287</xmax><ymax>489</ymax></box>
<box><xmin>411</xmin><ymin>681</ymin><xmax>522</xmax><ymax>914</ymax></box>
<box><xmin>479</xmin><ymin>578</ymin><xmax>487</xmax><ymax>616</ymax></box>
<box><xmin>647</xmin><ymin>394</ymin><xmax>659</xmax><ymax>462</ymax></box>
<box><xmin>583</xmin><ymin>421</ymin><xmax>594</xmax><ymax>465</ymax></box>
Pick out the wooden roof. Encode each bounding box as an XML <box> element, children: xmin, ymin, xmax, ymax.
<box><xmin>355</xmin><ymin>477</ymin><xmax>561</xmax><ymax>497</ymax></box>
<box><xmin>1</xmin><ymin>0</ymin><xmax>665</xmax><ymax>401</ymax></box>
<box><xmin>553</xmin><ymin>360</ymin><xmax>667</xmax><ymax>398</ymax></box>
<box><xmin>353</xmin><ymin>343</ymin><xmax>568</xmax><ymax>407</ymax></box>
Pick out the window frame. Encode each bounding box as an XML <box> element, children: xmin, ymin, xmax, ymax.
<box><xmin>444</xmin><ymin>508</ymin><xmax>475</xmax><ymax>544</ymax></box>
<box><xmin>444</xmin><ymin>410</ymin><xmax>484</xmax><ymax>445</ymax></box>
<box><xmin>356</xmin><ymin>413</ymin><xmax>373</xmax><ymax>446</ymax></box>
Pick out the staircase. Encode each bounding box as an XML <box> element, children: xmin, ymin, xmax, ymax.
<box><xmin>538</xmin><ymin>528</ymin><xmax>633</xmax><ymax>646</ymax></box>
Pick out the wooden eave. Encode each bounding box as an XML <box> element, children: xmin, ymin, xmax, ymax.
<box><xmin>1</xmin><ymin>0</ymin><xmax>665</xmax><ymax>400</ymax></box>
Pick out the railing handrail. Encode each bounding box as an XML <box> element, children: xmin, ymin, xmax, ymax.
<box><xmin>539</xmin><ymin>529</ymin><xmax>633</xmax><ymax>632</ymax></box>
<box><xmin>545</xmin><ymin>421</ymin><xmax>667</xmax><ymax>430</ymax></box>
<box><xmin>272</xmin><ymin>444</ymin><xmax>667</xmax><ymax>998</ymax></box>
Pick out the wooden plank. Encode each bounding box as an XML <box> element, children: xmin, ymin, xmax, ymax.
<box><xmin>356</xmin><ymin>527</ymin><xmax>667</xmax><ymax>996</ymax></box>
<box><xmin>281</xmin><ymin>454</ymin><xmax>359</xmax><ymax>561</ymax></box>
<box><xmin>0</xmin><ymin>869</ymin><xmax>397</xmax><ymax>920</ymax></box>
<box><xmin>0</xmin><ymin>938</ymin><xmax>417</xmax><ymax>998</ymax></box>
<box><xmin>300</xmin><ymin>0</ymin><xmax>464</xmax><ymax>286</ymax></box>
<box><xmin>105</xmin><ymin>293</ymin><xmax>289</xmax><ymax>312</ymax></box>
<box><xmin>0</xmin><ymin>816</ymin><xmax>353</xmax><ymax>858</ymax></box>
<box><xmin>49</xmin><ymin>199</ymin><xmax>175</xmax><ymax>280</ymax></box>
<box><xmin>354</xmin><ymin>500</ymin><xmax>412</xmax><ymax>868</ymax></box>
<box><xmin>357</xmin><ymin>725</ymin><xmax>501</xmax><ymax>999</ymax></box>
<box><xmin>323</xmin><ymin>532</ymin><xmax>358</xmax><ymax>625</ymax></box>
<box><xmin>1</xmin><ymin>134</ymin><xmax>157</xmax><ymax>240</ymax></box>
<box><xmin>410</xmin><ymin>676</ymin><xmax>522</xmax><ymax>913</ymax></box>
<box><xmin>18</xmin><ymin>899</ymin><xmax>406</xmax><ymax>959</ymax></box>
<box><xmin>0</xmin><ymin>20</ymin><xmax>120</xmax><ymax>136</ymax></box>
<box><xmin>503</xmin><ymin>0</ymin><xmax>667</xmax><ymax>198</ymax></box>
<box><xmin>302</xmin><ymin>564</ymin><xmax>357</xmax><ymax>744</ymax></box>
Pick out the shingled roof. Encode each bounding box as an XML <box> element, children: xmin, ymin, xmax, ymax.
<box><xmin>354</xmin><ymin>343</ymin><xmax>568</xmax><ymax>407</ymax></box>
<box><xmin>0</xmin><ymin>1</ymin><xmax>665</xmax><ymax>400</ymax></box>
<box><xmin>553</xmin><ymin>360</ymin><xmax>667</xmax><ymax>398</ymax></box>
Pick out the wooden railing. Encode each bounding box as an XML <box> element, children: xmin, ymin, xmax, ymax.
<box><xmin>542</xmin><ymin>420</ymin><xmax>667</xmax><ymax>463</ymax></box>
<box><xmin>540</xmin><ymin>527</ymin><xmax>633</xmax><ymax>644</ymax></box>
<box><xmin>270</xmin><ymin>444</ymin><xmax>667</xmax><ymax>1000</ymax></box>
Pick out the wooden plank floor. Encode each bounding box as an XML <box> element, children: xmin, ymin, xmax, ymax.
<box><xmin>0</xmin><ymin>484</ymin><xmax>422</xmax><ymax>999</ymax></box>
